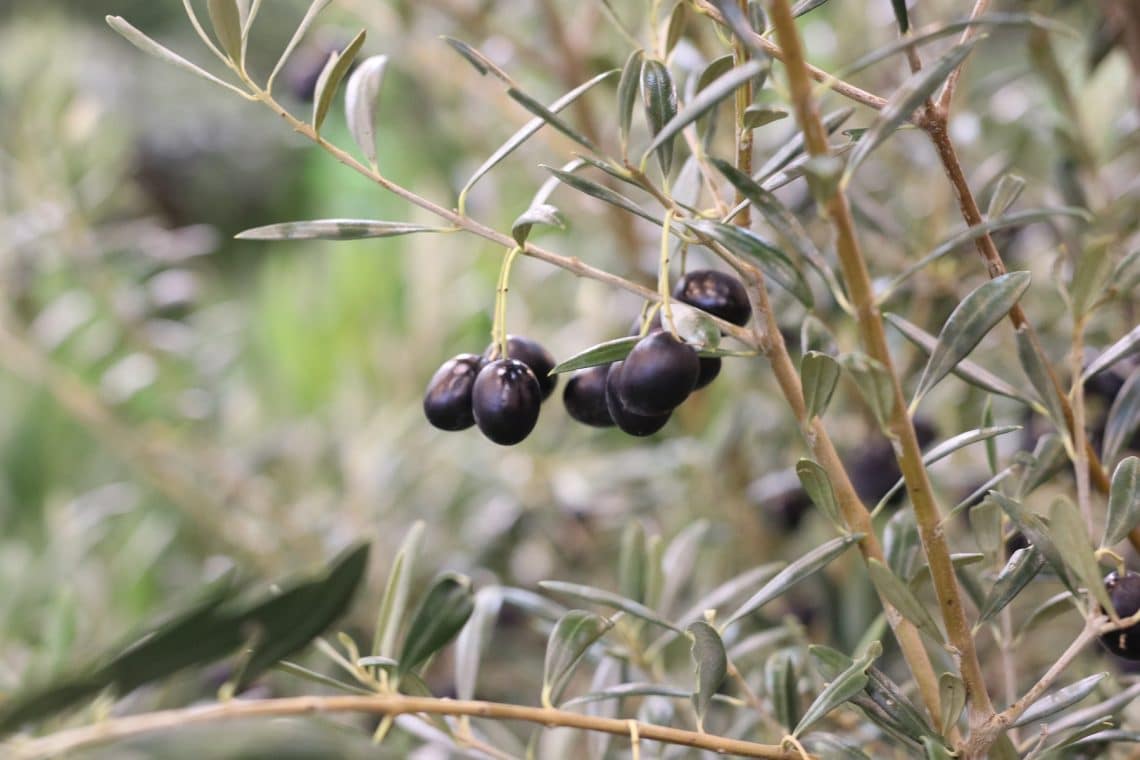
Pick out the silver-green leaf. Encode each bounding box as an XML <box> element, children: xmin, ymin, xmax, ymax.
<box><xmin>685</xmin><ymin>220</ymin><xmax>813</xmax><ymax>307</ymax></box>
<box><xmin>1012</xmin><ymin>672</ymin><xmax>1108</xmax><ymax>728</ymax></box>
<box><xmin>1083</xmin><ymin>325</ymin><xmax>1140</xmax><ymax>383</ymax></box>
<box><xmin>794</xmin><ymin>641</ymin><xmax>881</xmax><ymax>737</ymax></box>
<box><xmin>640</xmin><ymin>59</ymin><xmax>678</xmax><ymax>175</ymax></box>
<box><xmin>839</xmin><ymin>353</ymin><xmax>895</xmax><ymax>432</ymax></box>
<box><xmin>1104</xmin><ymin>457</ymin><xmax>1140</xmax><ymax>548</ymax></box>
<box><xmin>538</xmin><ymin>581</ymin><xmax>682</xmax><ymax>633</ymax></box>
<box><xmin>795</xmin><ymin>459</ymin><xmax>844</xmax><ymax>530</ymax></box>
<box><xmin>801</xmin><ymin>351</ymin><xmax>841</xmax><ymax>420</ymax></box>
<box><xmin>866</xmin><ymin>559</ymin><xmax>943</xmax><ymax>642</ymax></box>
<box><xmin>312</xmin><ymin>29</ymin><xmax>366</xmax><ymax>133</ymax></box>
<box><xmin>766</xmin><ymin>650</ymin><xmax>799</xmax><ymax>729</ymax></box>
<box><xmin>236</xmin><ymin>219</ymin><xmax>449</xmax><ymax>241</ymax></box>
<box><xmin>511</xmin><ymin>204</ymin><xmax>565</xmax><ymax>247</ymax></box>
<box><xmin>344</xmin><ymin>54</ymin><xmax>389</xmax><ymax>167</ymax></box>
<box><xmin>550</xmin><ymin>337</ymin><xmax>639</xmax><ymax>375</ymax></box>
<box><xmin>939</xmin><ymin>673</ymin><xmax>965</xmax><ymax>736</ymax></box>
<box><xmin>542</xmin><ymin>610</ymin><xmax>614</xmax><ymax>707</ymax></box>
<box><xmin>207</xmin><ymin>0</ymin><xmax>244</xmax><ymax>65</ymax></box>
<box><xmin>397</xmin><ymin>573</ymin><xmax>474</xmax><ymax>676</ymax></box>
<box><xmin>1105</xmin><ymin>370</ymin><xmax>1140</xmax><ymax>465</ymax></box>
<box><xmin>688</xmin><ymin>621</ymin><xmax>728</xmax><ymax>729</ymax></box>
<box><xmin>617</xmin><ymin>50</ymin><xmax>645</xmax><ymax>155</ymax></box>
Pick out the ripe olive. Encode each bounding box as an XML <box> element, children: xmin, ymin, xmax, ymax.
<box><xmin>423</xmin><ymin>353</ymin><xmax>483</xmax><ymax>431</ymax></box>
<box><xmin>631</xmin><ymin>312</ymin><xmax>719</xmax><ymax>391</ymax></box>
<box><xmin>673</xmin><ymin>269</ymin><xmax>752</xmax><ymax>327</ymax></box>
<box><xmin>471</xmin><ymin>359</ymin><xmax>542</xmax><ymax>445</ymax></box>
<box><xmin>485</xmin><ymin>335</ymin><xmax>558</xmax><ymax>400</ymax></box>
<box><xmin>1101</xmin><ymin>571</ymin><xmax>1140</xmax><ymax>660</ymax></box>
<box><xmin>605</xmin><ymin>361</ymin><xmax>671</xmax><ymax>436</ymax></box>
<box><xmin>563</xmin><ymin>365</ymin><xmax>614</xmax><ymax>427</ymax></box>
<box><xmin>617</xmin><ymin>332</ymin><xmax>699</xmax><ymax>416</ymax></box>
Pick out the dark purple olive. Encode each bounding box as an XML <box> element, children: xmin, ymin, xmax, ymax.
<box><xmin>485</xmin><ymin>335</ymin><xmax>557</xmax><ymax>400</ymax></box>
<box><xmin>673</xmin><ymin>270</ymin><xmax>752</xmax><ymax>327</ymax></box>
<box><xmin>471</xmin><ymin>359</ymin><xmax>542</xmax><ymax>445</ymax></box>
<box><xmin>605</xmin><ymin>361</ymin><xmax>671</xmax><ymax>436</ymax></box>
<box><xmin>423</xmin><ymin>353</ymin><xmax>483</xmax><ymax>431</ymax></box>
<box><xmin>1101</xmin><ymin>571</ymin><xmax>1140</xmax><ymax>660</ymax></box>
<box><xmin>617</xmin><ymin>332</ymin><xmax>699</xmax><ymax>416</ymax></box>
<box><xmin>694</xmin><ymin>357</ymin><xmax>721</xmax><ymax>389</ymax></box>
<box><xmin>563</xmin><ymin>365</ymin><xmax>614</xmax><ymax>427</ymax></box>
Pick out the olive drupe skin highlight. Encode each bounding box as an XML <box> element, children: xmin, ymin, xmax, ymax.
<box><xmin>563</xmin><ymin>365</ymin><xmax>614</xmax><ymax>427</ymax></box>
<box><xmin>617</xmin><ymin>332</ymin><xmax>699</xmax><ymax>416</ymax></box>
<box><xmin>423</xmin><ymin>353</ymin><xmax>483</xmax><ymax>431</ymax></box>
<box><xmin>471</xmin><ymin>358</ymin><xmax>542</xmax><ymax>445</ymax></box>
<box><xmin>673</xmin><ymin>269</ymin><xmax>752</xmax><ymax>327</ymax></box>
<box><xmin>1101</xmin><ymin>571</ymin><xmax>1140</xmax><ymax>660</ymax></box>
<box><xmin>485</xmin><ymin>335</ymin><xmax>557</xmax><ymax>400</ymax></box>
<box><xmin>605</xmin><ymin>361</ymin><xmax>671</xmax><ymax>436</ymax></box>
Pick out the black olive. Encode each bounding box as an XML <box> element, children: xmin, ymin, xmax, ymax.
<box><xmin>1004</xmin><ymin>530</ymin><xmax>1030</xmax><ymax>559</ymax></box>
<box><xmin>673</xmin><ymin>269</ymin><xmax>752</xmax><ymax>327</ymax></box>
<box><xmin>1101</xmin><ymin>571</ymin><xmax>1140</xmax><ymax>660</ymax></box>
<box><xmin>617</xmin><ymin>332</ymin><xmax>699</xmax><ymax>416</ymax></box>
<box><xmin>484</xmin><ymin>335</ymin><xmax>558</xmax><ymax>400</ymax></box>
<box><xmin>563</xmin><ymin>365</ymin><xmax>614</xmax><ymax>427</ymax></box>
<box><xmin>605</xmin><ymin>361</ymin><xmax>671</xmax><ymax>436</ymax></box>
<box><xmin>694</xmin><ymin>357</ymin><xmax>721</xmax><ymax>389</ymax></box>
<box><xmin>471</xmin><ymin>358</ymin><xmax>542</xmax><ymax>445</ymax></box>
<box><xmin>423</xmin><ymin>353</ymin><xmax>483</xmax><ymax>431</ymax></box>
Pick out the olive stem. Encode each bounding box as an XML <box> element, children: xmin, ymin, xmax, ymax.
<box><xmin>491</xmin><ymin>246</ymin><xmax>522</xmax><ymax>360</ymax></box>
<box><xmin>658</xmin><ymin>211</ymin><xmax>678</xmax><ymax>336</ymax></box>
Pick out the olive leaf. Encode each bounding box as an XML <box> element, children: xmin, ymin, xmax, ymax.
<box><xmin>756</xmin><ymin>107</ymin><xmax>853</xmax><ymax>181</ymax></box>
<box><xmin>664</xmin><ymin>0</ymin><xmax>689</xmax><ymax>53</ymax></box>
<box><xmin>373</xmin><ymin>521</ymin><xmax>424</xmax><ymax>658</ymax></box>
<box><xmin>743</xmin><ymin>105</ymin><xmax>789</xmax><ymax>128</ymax></box>
<box><xmin>454</xmin><ymin>587</ymin><xmax>502</xmax><ymax>701</ymax></box>
<box><xmin>538</xmin><ymin>581</ymin><xmax>682</xmax><ymax>632</ymax></box>
<box><xmin>800</xmin><ymin>351</ymin><xmax>841</xmax><ymax>420</ymax></box>
<box><xmin>1016</xmin><ymin>326</ymin><xmax>1069</xmax><ymax>429</ymax></box>
<box><xmin>312</xmin><ymin>30</ymin><xmax>366</xmax><ymax>133</ymax></box>
<box><xmin>440</xmin><ymin>36</ymin><xmax>512</xmax><ymax>83</ymax></box>
<box><xmin>207</xmin><ymin>0</ymin><xmax>244</xmax><ymax>65</ymax></box>
<box><xmin>839</xmin><ymin>353</ymin><xmax>895</xmax><ymax>431</ymax></box>
<box><xmin>688</xmin><ymin>621</ymin><xmax>728</xmax><ymax>730</ymax></box>
<box><xmin>978</xmin><ymin>547</ymin><xmax>1047</xmax><ymax>623</ymax></box>
<box><xmin>507</xmin><ymin>87</ymin><xmax>598</xmax><ymax>153</ymax></box>
<box><xmin>990</xmin><ymin>491</ymin><xmax>1077</xmax><ymax>594</ymax></box>
<box><xmin>640</xmin><ymin>59</ymin><xmax>679</xmax><ymax>174</ymax></box>
<box><xmin>912</xmin><ymin>271</ymin><xmax>1031</xmax><ymax>407</ymax></box>
<box><xmin>106</xmin><ymin>16</ymin><xmax>250</xmax><ymax>99</ymax></box>
<box><xmin>617</xmin><ymin>49</ymin><xmax>645</xmax><ymax>155</ymax></box>
<box><xmin>397</xmin><ymin>573</ymin><xmax>475</xmax><ymax>677</ymax></box>
<box><xmin>1012</xmin><ymin>673</ymin><xmax>1108</xmax><ymax>727</ymax></box>
<box><xmin>988</xmin><ymin>174</ymin><xmax>1027</xmax><ymax>217</ymax></box>
<box><xmin>658</xmin><ymin>520</ymin><xmax>711</xmax><ymax>616</ymax></box>
<box><xmin>724</xmin><ymin>533</ymin><xmax>863</xmax><ymax>629</ymax></box>
<box><xmin>845</xmin><ymin>39</ymin><xmax>983</xmax><ymax>179</ymax></box>
<box><xmin>550</xmin><ymin>337</ymin><xmax>639</xmax><ymax>375</ymax></box>
<box><xmin>562</xmin><ymin>683</ymin><xmax>692</xmax><ymax>707</ymax></box>
<box><xmin>890</xmin><ymin>0</ymin><xmax>909</xmax><ymax>32</ymax></box>
<box><xmin>542</xmin><ymin>165</ymin><xmax>663</xmax><ymax>226</ymax></box>
<box><xmin>794</xmin><ymin>641</ymin><xmax>882</xmax><ymax>737</ymax></box>
<box><xmin>1049</xmin><ymin>497</ymin><xmax>1114</xmax><ymax>613</ymax></box>
<box><xmin>866</xmin><ymin>559</ymin><xmax>943</xmax><ymax>642</ymax></box>
<box><xmin>939</xmin><ymin>673</ymin><xmax>966</xmax><ymax>736</ymax></box>
<box><xmin>795</xmin><ymin>459</ymin><xmax>844</xmax><ymax>530</ymax></box>
<box><xmin>766</xmin><ymin>650</ymin><xmax>799</xmax><ymax>729</ymax></box>
<box><xmin>511</xmin><ymin>204</ymin><xmax>565</xmax><ymax>247</ymax></box>
<box><xmin>542</xmin><ymin>610</ymin><xmax>614</xmax><ymax>707</ymax></box>
<box><xmin>236</xmin><ymin>219</ymin><xmax>450</xmax><ymax>241</ymax></box>
<box><xmin>1015</xmin><ymin>591</ymin><xmax>1080</xmax><ymax>641</ymax></box>
<box><xmin>1083</xmin><ymin>325</ymin><xmax>1140</xmax><ymax>382</ymax></box>
<box><xmin>1104</xmin><ymin>457</ymin><xmax>1140</xmax><ymax>548</ymax></box>
<box><xmin>267</xmin><ymin>0</ymin><xmax>332</xmax><ymax>91</ymax></box>
<box><xmin>344</xmin><ymin>55</ymin><xmax>389</xmax><ymax>167</ymax></box>
<box><xmin>1104</xmin><ymin>370</ymin><xmax>1140</xmax><ymax>465</ymax></box>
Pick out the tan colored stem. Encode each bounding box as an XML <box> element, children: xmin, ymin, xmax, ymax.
<box><xmin>7</xmin><ymin>695</ymin><xmax>808</xmax><ymax>760</ymax></box>
<box><xmin>768</xmin><ymin>0</ymin><xmax>991</xmax><ymax>728</ymax></box>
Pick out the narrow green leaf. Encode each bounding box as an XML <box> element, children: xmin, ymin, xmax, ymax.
<box><xmin>1014</xmin><ymin>591</ymin><xmax>1080</xmax><ymax>641</ymax></box>
<box><xmin>878</xmin><ymin>208</ymin><xmax>1088</xmax><ymax>303</ymax></box>
<box><xmin>939</xmin><ymin>673</ymin><xmax>965</xmax><ymax>736</ymax></box>
<box><xmin>924</xmin><ymin>737</ymin><xmax>954</xmax><ymax>760</ymax></box>
<box><xmin>685</xmin><ymin>219</ymin><xmax>813</xmax><ymax>307</ymax></box>
<box><xmin>312</xmin><ymin>29</ymin><xmax>366</xmax><ymax>133</ymax></box>
<box><xmin>946</xmin><ymin>467</ymin><xmax>1014</xmax><ymax>522</ymax></box>
<box><xmin>669</xmin><ymin>562</ymin><xmax>785</xmax><ymax>632</ymax></box>
<box><xmin>1012</xmin><ymin>672</ymin><xmax>1108</xmax><ymax>727</ymax></box>
<box><xmin>664</xmin><ymin>1</ymin><xmax>689</xmax><ymax>54</ymax></box>
<box><xmin>913</xmin><ymin>271</ymin><xmax>1031</xmax><ymax>406</ymax></box>
<box><xmin>688</xmin><ymin>621</ymin><xmax>728</xmax><ymax>728</ymax></box>
<box><xmin>757</xmin><ymin>107</ymin><xmax>854</xmax><ymax>181</ymax></box>
<box><xmin>562</xmin><ymin>682</ymin><xmax>690</xmax><ymax>707</ymax></box>
<box><xmin>874</xmin><ymin>425</ymin><xmax>1023</xmax><ymax>510</ymax></box>
<box><xmin>1104</xmin><ymin>457</ymin><xmax>1140</xmax><ymax>547</ymax></box>
<box><xmin>866</xmin><ymin>559</ymin><xmax>943</xmax><ymax>642</ymax></box>
<box><xmin>969</xmin><ymin>494</ymin><xmax>1002</xmax><ymax>558</ymax></box>
<box><xmin>978</xmin><ymin>546</ymin><xmax>1046</xmax><ymax>622</ymax></box>
<box><xmin>508</xmin><ymin>88</ymin><xmax>598</xmax><ymax>153</ymax></box>
<box><xmin>982</xmin><ymin>397</ymin><xmax>999</xmax><ymax>474</ymax></box>
<box><xmin>845</xmin><ymin>39</ymin><xmax>983</xmax><ymax>179</ymax></box>
<box><xmin>267</xmin><ymin>0</ymin><xmax>332</xmax><ymax>91</ymax></box>
<box><xmin>801</xmin><ymin>351</ymin><xmax>841</xmax><ymax>420</ymax></box>
<box><xmin>207</xmin><ymin>0</ymin><xmax>244</xmax><ymax>64</ymax></box>
<box><xmin>374</xmin><ymin>521</ymin><xmax>424</xmax><ymax>658</ymax></box>
<box><xmin>461</xmin><ymin>71</ymin><xmax>616</xmax><ymax>204</ymax></box>
<box><xmin>1083</xmin><ymin>325</ymin><xmax>1140</xmax><ymax>383</ymax></box>
<box><xmin>440</xmin><ymin>36</ymin><xmax>510</xmax><ymax>83</ymax></box>
<box><xmin>641</xmin><ymin>59</ymin><xmax>678</xmax><ymax>175</ymax></box>
<box><xmin>658</xmin><ymin>521</ymin><xmax>711</xmax><ymax>616</ymax></box>
<box><xmin>1070</xmin><ymin>241</ymin><xmax>1115</xmax><ymax>317</ymax></box>
<box><xmin>795</xmin><ymin>459</ymin><xmax>844</xmax><ymax>530</ymax></box>
<box><xmin>538</xmin><ymin>581</ymin><xmax>682</xmax><ymax>633</ymax></box>
<box><xmin>344</xmin><ymin>54</ymin><xmax>389</xmax><ymax>166</ymax></box>
<box><xmin>990</xmin><ymin>491</ymin><xmax>1077</xmax><ymax>593</ymax></box>
<box><xmin>1108</xmin><ymin>249</ymin><xmax>1140</xmax><ymax>297</ymax></box>
<box><xmin>890</xmin><ymin>0</ymin><xmax>909</xmax><ymax>32</ymax></box>
<box><xmin>794</xmin><ymin>641</ymin><xmax>881</xmax><ymax>737</ymax></box>
<box><xmin>550</xmin><ymin>337</ymin><xmax>638</xmax><ymax>375</ymax></box>
<box><xmin>618</xmin><ymin>522</ymin><xmax>648</xmax><ymax>605</ymax></box>
<box><xmin>1104</xmin><ymin>370</ymin><xmax>1140</xmax><ymax>465</ymax></box>
<box><xmin>397</xmin><ymin>573</ymin><xmax>475</xmax><ymax>676</ymax></box>
<box><xmin>791</xmin><ymin>0</ymin><xmax>832</xmax><ymax>17</ymax></box>
<box><xmin>498</xmin><ymin>586</ymin><xmax>568</xmax><ymax>623</ymax></box>
<box><xmin>987</xmin><ymin>174</ymin><xmax>1026</xmax><ymax>218</ymax></box>
<box><xmin>1016</xmin><ymin>326</ymin><xmax>1068</xmax><ymax>428</ymax></box>
<box><xmin>838</xmin><ymin>353</ymin><xmax>895</xmax><ymax>431</ymax></box>
<box><xmin>642</xmin><ymin>60</ymin><xmax>766</xmax><ymax>162</ymax></box>
<box><xmin>236</xmin><ymin>219</ymin><xmax>449</xmax><ymax>241</ymax></box>
<box><xmin>1046</xmin><ymin>680</ymin><xmax>1140</xmax><ymax>735</ymax></box>
<box><xmin>454</xmin><ymin>587</ymin><xmax>502</xmax><ymax>701</ymax></box>
<box><xmin>542</xmin><ymin>165</ymin><xmax>663</xmax><ymax>226</ymax></box>
<box><xmin>886</xmin><ymin>312</ymin><xmax>1033</xmax><ymax>402</ymax></box>
<box><xmin>106</xmin><ymin>16</ymin><xmax>250</xmax><ymax>98</ymax></box>
<box><xmin>512</xmin><ymin>204</ymin><xmax>565</xmax><ymax>247</ymax></box>
<box><xmin>275</xmin><ymin>660</ymin><xmax>373</xmax><ymax>695</ymax></box>
<box><xmin>908</xmin><ymin>553</ymin><xmax>986</xmax><ymax>589</ymax></box>
<box><xmin>743</xmin><ymin>105</ymin><xmax>789</xmax><ymax>128</ymax></box>
<box><xmin>1050</xmin><ymin>497</ymin><xmax>1114</xmax><ymax>613</ymax></box>
<box><xmin>1018</xmin><ymin>433</ymin><xmax>1068</xmax><ymax>498</ymax></box>
<box><xmin>884</xmin><ymin>510</ymin><xmax>919</xmax><ymax>580</ymax></box>
<box><xmin>725</xmin><ymin>534</ymin><xmax>863</xmax><ymax>629</ymax></box>
<box><xmin>766</xmin><ymin>650</ymin><xmax>799</xmax><ymax>729</ymax></box>
<box><xmin>617</xmin><ymin>49</ymin><xmax>645</xmax><ymax>155</ymax></box>
<box><xmin>542</xmin><ymin>610</ymin><xmax>615</xmax><ymax>706</ymax></box>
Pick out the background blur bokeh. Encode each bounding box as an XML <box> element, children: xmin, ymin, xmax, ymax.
<box><xmin>1</xmin><ymin>0</ymin><xmax>1138</xmax><ymax>751</ymax></box>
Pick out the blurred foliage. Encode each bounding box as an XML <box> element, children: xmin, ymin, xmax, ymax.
<box><xmin>0</xmin><ymin>0</ymin><xmax>1138</xmax><ymax>756</ymax></box>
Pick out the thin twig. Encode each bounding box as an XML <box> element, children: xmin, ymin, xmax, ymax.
<box><xmin>937</xmin><ymin>0</ymin><xmax>992</xmax><ymax>113</ymax></box>
<box><xmin>6</xmin><ymin>695</ymin><xmax>809</xmax><ymax>760</ymax></box>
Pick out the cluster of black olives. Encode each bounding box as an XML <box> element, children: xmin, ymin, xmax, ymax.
<box><xmin>563</xmin><ymin>269</ymin><xmax>752</xmax><ymax>436</ymax></box>
<box><xmin>423</xmin><ymin>336</ymin><xmax>556</xmax><ymax>445</ymax></box>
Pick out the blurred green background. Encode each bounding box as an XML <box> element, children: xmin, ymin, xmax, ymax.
<box><xmin>1</xmin><ymin>0</ymin><xmax>1136</xmax><ymax>740</ymax></box>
